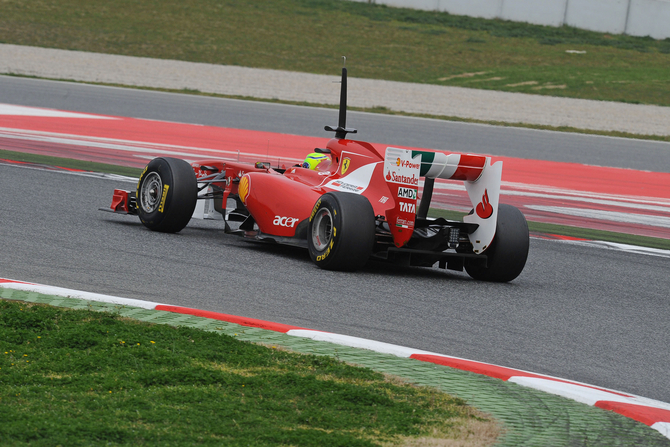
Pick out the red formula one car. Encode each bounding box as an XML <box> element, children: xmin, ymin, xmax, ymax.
<box><xmin>105</xmin><ymin>66</ymin><xmax>529</xmax><ymax>282</ymax></box>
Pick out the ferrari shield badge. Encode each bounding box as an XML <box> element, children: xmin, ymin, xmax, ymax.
<box><xmin>341</xmin><ymin>157</ymin><xmax>351</xmax><ymax>175</ymax></box>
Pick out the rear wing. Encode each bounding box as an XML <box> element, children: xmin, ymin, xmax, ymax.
<box><xmin>384</xmin><ymin>148</ymin><xmax>502</xmax><ymax>253</ymax></box>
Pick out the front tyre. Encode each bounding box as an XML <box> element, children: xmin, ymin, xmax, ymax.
<box><xmin>136</xmin><ymin>157</ymin><xmax>197</xmax><ymax>233</ymax></box>
<box><xmin>465</xmin><ymin>204</ymin><xmax>529</xmax><ymax>282</ymax></box>
<box><xmin>308</xmin><ymin>192</ymin><xmax>375</xmax><ymax>271</ymax></box>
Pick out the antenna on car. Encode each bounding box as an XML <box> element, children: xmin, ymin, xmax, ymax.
<box><xmin>325</xmin><ymin>56</ymin><xmax>357</xmax><ymax>139</ymax></box>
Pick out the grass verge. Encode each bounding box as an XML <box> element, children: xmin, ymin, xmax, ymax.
<box><xmin>0</xmin><ymin>300</ymin><xmax>494</xmax><ymax>446</ymax></box>
<box><xmin>1</xmin><ymin>0</ymin><xmax>670</xmax><ymax>106</ymax></box>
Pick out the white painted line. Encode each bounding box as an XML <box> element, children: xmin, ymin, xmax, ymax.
<box><xmin>287</xmin><ymin>329</ymin><xmax>440</xmax><ymax>358</ymax></box>
<box><xmin>526</xmin><ymin>205</ymin><xmax>670</xmax><ymax>229</ymax></box>
<box><xmin>0</xmin><ymin>280</ymin><xmax>162</xmax><ymax>309</ymax></box>
<box><xmin>0</xmin><ymin>127</ymin><xmax>304</xmax><ymax>164</ymax></box>
<box><xmin>0</xmin><ymin>103</ymin><xmax>116</xmax><ymax>119</ymax></box>
<box><xmin>560</xmin><ymin>239</ymin><xmax>670</xmax><ymax>259</ymax></box>
<box><xmin>0</xmin><ymin>160</ymin><xmax>138</xmax><ymax>183</ymax></box>
<box><xmin>510</xmin><ymin>377</ymin><xmax>643</xmax><ymax>407</ymax></box>
<box><xmin>432</xmin><ymin>179</ymin><xmax>670</xmax><ymax>213</ymax></box>
<box><xmin>502</xmin><ymin>181</ymin><xmax>670</xmax><ymax>207</ymax></box>
<box><xmin>507</xmin><ymin>190</ymin><xmax>670</xmax><ymax>213</ymax></box>
<box><xmin>653</xmin><ymin>422</ymin><xmax>670</xmax><ymax>438</ymax></box>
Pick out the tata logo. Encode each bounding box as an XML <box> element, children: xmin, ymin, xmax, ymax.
<box><xmin>273</xmin><ymin>216</ymin><xmax>299</xmax><ymax>227</ymax></box>
<box><xmin>399</xmin><ymin>202</ymin><xmax>416</xmax><ymax>213</ymax></box>
<box><xmin>341</xmin><ymin>158</ymin><xmax>351</xmax><ymax>175</ymax></box>
<box><xmin>397</xmin><ymin>187</ymin><xmax>417</xmax><ymax>200</ymax></box>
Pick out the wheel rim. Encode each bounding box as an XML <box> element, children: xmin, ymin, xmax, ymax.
<box><xmin>311</xmin><ymin>208</ymin><xmax>333</xmax><ymax>251</ymax></box>
<box><xmin>140</xmin><ymin>172</ymin><xmax>163</xmax><ymax>213</ymax></box>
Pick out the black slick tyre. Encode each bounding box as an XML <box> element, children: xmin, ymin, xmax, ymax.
<box><xmin>308</xmin><ymin>192</ymin><xmax>375</xmax><ymax>271</ymax></box>
<box><xmin>465</xmin><ymin>204</ymin><xmax>529</xmax><ymax>282</ymax></box>
<box><xmin>136</xmin><ymin>157</ymin><xmax>197</xmax><ymax>233</ymax></box>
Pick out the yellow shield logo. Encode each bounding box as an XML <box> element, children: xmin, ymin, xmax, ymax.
<box><xmin>341</xmin><ymin>158</ymin><xmax>351</xmax><ymax>175</ymax></box>
<box><xmin>239</xmin><ymin>175</ymin><xmax>250</xmax><ymax>204</ymax></box>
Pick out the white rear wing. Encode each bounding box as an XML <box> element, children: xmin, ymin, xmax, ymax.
<box><xmin>463</xmin><ymin>159</ymin><xmax>502</xmax><ymax>254</ymax></box>
<box><xmin>412</xmin><ymin>150</ymin><xmax>502</xmax><ymax>254</ymax></box>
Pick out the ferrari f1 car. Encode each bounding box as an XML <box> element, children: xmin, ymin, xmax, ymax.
<box><xmin>104</xmin><ymin>65</ymin><xmax>529</xmax><ymax>282</ymax></box>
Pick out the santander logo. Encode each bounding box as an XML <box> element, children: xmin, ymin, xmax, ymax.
<box><xmin>476</xmin><ymin>189</ymin><xmax>494</xmax><ymax>219</ymax></box>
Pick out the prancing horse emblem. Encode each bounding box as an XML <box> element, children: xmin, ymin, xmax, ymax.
<box><xmin>341</xmin><ymin>158</ymin><xmax>351</xmax><ymax>175</ymax></box>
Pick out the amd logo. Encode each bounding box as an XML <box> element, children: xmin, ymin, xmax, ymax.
<box><xmin>397</xmin><ymin>187</ymin><xmax>417</xmax><ymax>200</ymax></box>
<box><xmin>273</xmin><ymin>216</ymin><xmax>299</xmax><ymax>227</ymax></box>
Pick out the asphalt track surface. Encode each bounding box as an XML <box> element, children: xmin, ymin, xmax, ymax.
<box><xmin>1</xmin><ymin>77</ymin><xmax>669</xmax><ymax>405</ymax></box>
<box><xmin>2</xmin><ymin>75</ymin><xmax>670</xmax><ymax>173</ymax></box>
<box><xmin>1</xmin><ymin>163</ymin><xmax>669</xmax><ymax>405</ymax></box>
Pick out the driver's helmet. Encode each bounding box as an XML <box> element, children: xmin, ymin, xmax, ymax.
<box><xmin>302</xmin><ymin>152</ymin><xmax>330</xmax><ymax>170</ymax></box>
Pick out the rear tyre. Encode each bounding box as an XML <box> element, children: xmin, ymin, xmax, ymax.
<box><xmin>308</xmin><ymin>192</ymin><xmax>375</xmax><ymax>271</ymax></box>
<box><xmin>136</xmin><ymin>157</ymin><xmax>197</xmax><ymax>233</ymax></box>
<box><xmin>465</xmin><ymin>204</ymin><xmax>529</xmax><ymax>282</ymax></box>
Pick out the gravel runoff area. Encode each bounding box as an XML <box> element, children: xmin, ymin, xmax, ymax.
<box><xmin>1</xmin><ymin>43</ymin><xmax>669</xmax><ymax>137</ymax></box>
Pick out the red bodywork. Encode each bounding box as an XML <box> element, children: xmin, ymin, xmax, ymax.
<box><xmin>101</xmin><ymin>65</ymin><xmax>525</xmax><ymax>279</ymax></box>
<box><xmin>192</xmin><ymin>137</ymin><xmax>425</xmax><ymax>247</ymax></box>
<box><xmin>109</xmin><ymin>135</ymin><xmax>497</xmax><ymax>251</ymax></box>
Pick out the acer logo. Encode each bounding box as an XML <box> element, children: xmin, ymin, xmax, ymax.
<box><xmin>399</xmin><ymin>202</ymin><xmax>416</xmax><ymax>213</ymax></box>
<box><xmin>273</xmin><ymin>216</ymin><xmax>299</xmax><ymax>227</ymax></box>
<box><xmin>397</xmin><ymin>187</ymin><xmax>417</xmax><ymax>200</ymax></box>
<box><xmin>476</xmin><ymin>189</ymin><xmax>494</xmax><ymax>219</ymax></box>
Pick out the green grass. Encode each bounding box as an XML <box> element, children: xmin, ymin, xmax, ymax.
<box><xmin>2</xmin><ymin>0</ymin><xmax>670</xmax><ymax>106</ymax></box>
<box><xmin>0</xmin><ymin>300</ymin><xmax>488</xmax><ymax>446</ymax></box>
